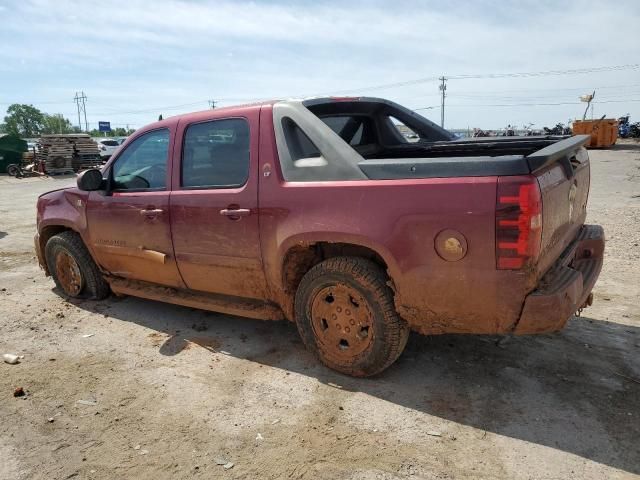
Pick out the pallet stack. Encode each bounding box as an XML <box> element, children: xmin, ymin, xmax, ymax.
<box><xmin>37</xmin><ymin>136</ymin><xmax>74</xmax><ymax>175</ymax></box>
<box><xmin>37</xmin><ymin>135</ymin><xmax>103</xmax><ymax>174</ymax></box>
<box><xmin>68</xmin><ymin>134</ymin><xmax>103</xmax><ymax>171</ymax></box>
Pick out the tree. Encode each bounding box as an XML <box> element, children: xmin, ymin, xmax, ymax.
<box><xmin>3</xmin><ymin>104</ymin><xmax>46</xmax><ymax>137</ymax></box>
<box><xmin>89</xmin><ymin>127</ymin><xmax>135</xmax><ymax>137</ymax></box>
<box><xmin>88</xmin><ymin>129</ymin><xmax>109</xmax><ymax>137</ymax></box>
<box><xmin>112</xmin><ymin>127</ymin><xmax>134</xmax><ymax>136</ymax></box>
<box><xmin>42</xmin><ymin>114</ymin><xmax>74</xmax><ymax>135</ymax></box>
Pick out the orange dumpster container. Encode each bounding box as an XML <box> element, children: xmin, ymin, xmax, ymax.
<box><xmin>572</xmin><ymin>119</ymin><xmax>618</xmax><ymax>148</ymax></box>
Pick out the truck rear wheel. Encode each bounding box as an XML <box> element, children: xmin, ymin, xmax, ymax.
<box><xmin>45</xmin><ymin>231</ymin><xmax>110</xmax><ymax>300</ymax></box>
<box><xmin>294</xmin><ymin>257</ymin><xmax>409</xmax><ymax>377</ymax></box>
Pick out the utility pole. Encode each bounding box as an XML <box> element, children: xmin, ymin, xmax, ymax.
<box><xmin>74</xmin><ymin>93</ymin><xmax>82</xmax><ymax>131</ymax></box>
<box><xmin>208</xmin><ymin>99</ymin><xmax>216</xmax><ymax>109</ymax></box>
<box><xmin>73</xmin><ymin>91</ymin><xmax>88</xmax><ymax>132</ymax></box>
<box><xmin>439</xmin><ymin>77</ymin><xmax>447</xmax><ymax>128</ymax></box>
<box><xmin>82</xmin><ymin>92</ymin><xmax>88</xmax><ymax>132</ymax></box>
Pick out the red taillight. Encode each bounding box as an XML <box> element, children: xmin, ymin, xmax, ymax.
<box><xmin>496</xmin><ymin>176</ymin><xmax>542</xmax><ymax>270</ymax></box>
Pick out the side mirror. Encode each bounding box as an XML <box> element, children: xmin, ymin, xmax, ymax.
<box><xmin>77</xmin><ymin>169</ymin><xmax>105</xmax><ymax>191</ymax></box>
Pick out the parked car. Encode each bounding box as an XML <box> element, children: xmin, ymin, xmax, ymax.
<box><xmin>34</xmin><ymin>97</ymin><xmax>604</xmax><ymax>376</ymax></box>
<box><xmin>95</xmin><ymin>138</ymin><xmax>120</xmax><ymax>159</ymax></box>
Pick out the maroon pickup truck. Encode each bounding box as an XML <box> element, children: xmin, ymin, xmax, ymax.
<box><xmin>35</xmin><ymin>97</ymin><xmax>604</xmax><ymax>376</ymax></box>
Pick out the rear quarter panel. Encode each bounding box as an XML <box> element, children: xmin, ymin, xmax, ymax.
<box><xmin>258</xmin><ymin>106</ymin><xmax>529</xmax><ymax>334</ymax></box>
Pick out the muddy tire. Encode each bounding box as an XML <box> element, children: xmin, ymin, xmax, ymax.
<box><xmin>45</xmin><ymin>231</ymin><xmax>110</xmax><ymax>300</ymax></box>
<box><xmin>294</xmin><ymin>257</ymin><xmax>409</xmax><ymax>377</ymax></box>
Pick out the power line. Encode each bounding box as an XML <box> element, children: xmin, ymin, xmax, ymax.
<box><xmin>449</xmin><ymin>83</ymin><xmax>640</xmax><ymax>96</ymax></box>
<box><xmin>3</xmin><ymin>63</ymin><xmax>640</xmax><ymax>124</ymax></box>
<box><xmin>447</xmin><ymin>64</ymin><xmax>640</xmax><ymax>80</ymax></box>
<box><xmin>414</xmin><ymin>98</ymin><xmax>640</xmax><ymax>110</ymax></box>
<box><xmin>7</xmin><ymin>81</ymin><xmax>640</xmax><ymax>109</ymax></box>
<box><xmin>89</xmin><ymin>98</ymin><xmax>273</xmax><ymax>116</ymax></box>
<box><xmin>404</xmin><ymin>82</ymin><xmax>640</xmax><ymax>98</ymax></box>
<box><xmin>89</xmin><ymin>96</ymin><xmax>269</xmax><ymax>116</ymax></box>
<box><xmin>91</xmin><ymin>101</ymin><xmax>208</xmax><ymax>116</ymax></box>
<box><xmin>323</xmin><ymin>63</ymin><xmax>640</xmax><ymax>96</ymax></box>
<box><xmin>451</xmin><ymin>92</ymin><xmax>640</xmax><ymax>101</ymax></box>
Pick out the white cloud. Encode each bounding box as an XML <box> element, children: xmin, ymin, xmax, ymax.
<box><xmin>1</xmin><ymin>0</ymin><xmax>639</xmax><ymax>128</ymax></box>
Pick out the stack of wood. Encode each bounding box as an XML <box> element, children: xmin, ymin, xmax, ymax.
<box><xmin>37</xmin><ymin>136</ymin><xmax>75</xmax><ymax>175</ymax></box>
<box><xmin>67</xmin><ymin>134</ymin><xmax>103</xmax><ymax>171</ymax></box>
<box><xmin>37</xmin><ymin>134</ymin><xmax>103</xmax><ymax>174</ymax></box>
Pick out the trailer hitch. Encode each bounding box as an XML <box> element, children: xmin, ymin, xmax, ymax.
<box><xmin>576</xmin><ymin>292</ymin><xmax>594</xmax><ymax>317</ymax></box>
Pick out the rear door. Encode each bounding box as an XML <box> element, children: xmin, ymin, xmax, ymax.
<box><xmin>169</xmin><ymin>109</ymin><xmax>268</xmax><ymax>299</ymax></box>
<box><xmin>86</xmin><ymin>127</ymin><xmax>185</xmax><ymax>288</ymax></box>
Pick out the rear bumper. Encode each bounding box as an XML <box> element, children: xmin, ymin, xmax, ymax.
<box><xmin>514</xmin><ymin>224</ymin><xmax>604</xmax><ymax>334</ymax></box>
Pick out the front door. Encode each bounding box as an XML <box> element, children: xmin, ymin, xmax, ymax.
<box><xmin>86</xmin><ymin>128</ymin><xmax>184</xmax><ymax>288</ymax></box>
<box><xmin>169</xmin><ymin>111</ymin><xmax>268</xmax><ymax>299</ymax></box>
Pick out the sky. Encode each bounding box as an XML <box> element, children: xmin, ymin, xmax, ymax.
<box><xmin>1</xmin><ymin>0</ymin><xmax>639</xmax><ymax>131</ymax></box>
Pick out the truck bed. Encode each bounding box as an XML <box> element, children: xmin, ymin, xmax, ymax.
<box><xmin>358</xmin><ymin>135</ymin><xmax>589</xmax><ymax>179</ymax></box>
<box><xmin>362</xmin><ymin>135</ymin><xmax>567</xmax><ymax>160</ymax></box>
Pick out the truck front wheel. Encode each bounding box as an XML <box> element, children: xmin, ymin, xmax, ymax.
<box><xmin>45</xmin><ymin>231</ymin><xmax>110</xmax><ymax>300</ymax></box>
<box><xmin>294</xmin><ymin>257</ymin><xmax>409</xmax><ymax>377</ymax></box>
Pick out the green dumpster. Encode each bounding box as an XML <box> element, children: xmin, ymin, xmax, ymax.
<box><xmin>0</xmin><ymin>134</ymin><xmax>28</xmax><ymax>173</ymax></box>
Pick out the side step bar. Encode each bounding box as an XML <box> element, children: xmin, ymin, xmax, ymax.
<box><xmin>105</xmin><ymin>276</ymin><xmax>285</xmax><ymax>321</ymax></box>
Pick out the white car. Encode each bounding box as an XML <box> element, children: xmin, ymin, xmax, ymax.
<box><xmin>96</xmin><ymin>139</ymin><xmax>120</xmax><ymax>159</ymax></box>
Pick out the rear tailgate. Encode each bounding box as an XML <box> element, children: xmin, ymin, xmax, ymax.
<box><xmin>527</xmin><ymin>135</ymin><xmax>591</xmax><ymax>278</ymax></box>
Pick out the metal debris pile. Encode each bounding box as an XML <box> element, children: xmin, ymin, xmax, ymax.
<box><xmin>21</xmin><ymin>149</ymin><xmax>35</xmax><ymax>166</ymax></box>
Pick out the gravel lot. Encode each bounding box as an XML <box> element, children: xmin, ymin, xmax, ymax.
<box><xmin>1</xmin><ymin>143</ymin><xmax>639</xmax><ymax>480</ymax></box>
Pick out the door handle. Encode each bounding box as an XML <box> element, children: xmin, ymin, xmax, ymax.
<box><xmin>140</xmin><ymin>208</ymin><xmax>164</xmax><ymax>218</ymax></box>
<box><xmin>220</xmin><ymin>208</ymin><xmax>251</xmax><ymax>220</ymax></box>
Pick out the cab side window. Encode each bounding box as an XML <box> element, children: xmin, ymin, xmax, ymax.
<box><xmin>112</xmin><ymin>129</ymin><xmax>170</xmax><ymax>191</ymax></box>
<box><xmin>181</xmin><ymin>119</ymin><xmax>250</xmax><ymax>189</ymax></box>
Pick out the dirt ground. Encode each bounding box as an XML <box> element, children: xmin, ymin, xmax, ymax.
<box><xmin>1</xmin><ymin>142</ymin><xmax>639</xmax><ymax>480</ymax></box>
